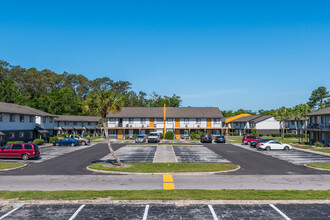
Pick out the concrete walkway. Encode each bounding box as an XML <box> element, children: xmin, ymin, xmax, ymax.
<box><xmin>153</xmin><ymin>145</ymin><xmax>177</xmax><ymax>163</ymax></box>
<box><xmin>0</xmin><ymin>175</ymin><xmax>330</xmax><ymax>190</ymax></box>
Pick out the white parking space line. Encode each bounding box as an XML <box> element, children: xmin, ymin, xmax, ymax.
<box><xmin>270</xmin><ymin>204</ymin><xmax>291</xmax><ymax>220</ymax></box>
<box><xmin>0</xmin><ymin>204</ymin><xmax>24</xmax><ymax>219</ymax></box>
<box><xmin>208</xmin><ymin>205</ymin><xmax>219</xmax><ymax>220</ymax></box>
<box><xmin>142</xmin><ymin>205</ymin><xmax>150</xmax><ymax>220</ymax></box>
<box><xmin>69</xmin><ymin>204</ymin><xmax>85</xmax><ymax>220</ymax></box>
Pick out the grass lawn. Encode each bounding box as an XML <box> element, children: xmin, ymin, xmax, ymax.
<box><xmin>307</xmin><ymin>163</ymin><xmax>330</xmax><ymax>170</ymax></box>
<box><xmin>0</xmin><ymin>190</ymin><xmax>329</xmax><ymax>200</ymax></box>
<box><xmin>88</xmin><ymin>162</ymin><xmax>238</xmax><ymax>173</ymax></box>
<box><xmin>0</xmin><ymin>162</ymin><xmax>25</xmax><ymax>171</ymax></box>
<box><xmin>312</xmin><ymin>149</ymin><xmax>330</xmax><ymax>153</ymax></box>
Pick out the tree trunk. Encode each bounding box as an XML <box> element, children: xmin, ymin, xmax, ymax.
<box><xmin>103</xmin><ymin>118</ymin><xmax>122</xmax><ymax>166</ymax></box>
<box><xmin>282</xmin><ymin>119</ymin><xmax>285</xmax><ymax>139</ymax></box>
<box><xmin>305</xmin><ymin>119</ymin><xmax>308</xmax><ymax>143</ymax></box>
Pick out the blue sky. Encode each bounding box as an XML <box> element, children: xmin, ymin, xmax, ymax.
<box><xmin>1</xmin><ymin>0</ymin><xmax>330</xmax><ymax>111</ymax></box>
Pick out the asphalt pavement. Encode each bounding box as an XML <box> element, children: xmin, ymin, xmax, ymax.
<box><xmin>0</xmin><ymin>203</ymin><xmax>329</xmax><ymax>220</ymax></box>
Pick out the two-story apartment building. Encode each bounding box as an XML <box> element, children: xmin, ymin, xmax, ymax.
<box><xmin>107</xmin><ymin>107</ymin><xmax>223</xmax><ymax>139</ymax></box>
<box><xmin>0</xmin><ymin>102</ymin><xmax>56</xmax><ymax>145</ymax></box>
<box><xmin>307</xmin><ymin>107</ymin><xmax>330</xmax><ymax>145</ymax></box>
<box><xmin>229</xmin><ymin>115</ymin><xmax>280</xmax><ymax>135</ymax></box>
<box><xmin>285</xmin><ymin>117</ymin><xmax>305</xmax><ymax>134</ymax></box>
<box><xmin>54</xmin><ymin>115</ymin><xmax>101</xmax><ymax>136</ymax></box>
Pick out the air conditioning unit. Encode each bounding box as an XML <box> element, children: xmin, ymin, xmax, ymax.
<box><xmin>185</xmin><ymin>125</ymin><xmax>188</xmax><ymax>128</ymax></box>
<box><xmin>197</xmin><ymin>125</ymin><xmax>200</xmax><ymax>128</ymax></box>
<box><xmin>130</xmin><ymin>125</ymin><xmax>132</xmax><ymax>127</ymax></box>
<box><xmin>126</xmin><ymin>124</ymin><xmax>129</xmax><ymax>127</ymax></box>
<box><xmin>142</xmin><ymin>125</ymin><xmax>144</xmax><ymax>128</ymax></box>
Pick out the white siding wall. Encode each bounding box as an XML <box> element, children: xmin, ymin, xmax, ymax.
<box><xmin>36</xmin><ymin>116</ymin><xmax>55</xmax><ymax>130</ymax></box>
<box><xmin>255</xmin><ymin>117</ymin><xmax>280</xmax><ymax>130</ymax></box>
<box><xmin>0</xmin><ymin>114</ymin><xmax>35</xmax><ymax>131</ymax></box>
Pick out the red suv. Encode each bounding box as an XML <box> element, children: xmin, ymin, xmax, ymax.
<box><xmin>242</xmin><ymin>135</ymin><xmax>261</xmax><ymax>145</ymax></box>
<box><xmin>0</xmin><ymin>143</ymin><xmax>40</xmax><ymax>160</ymax></box>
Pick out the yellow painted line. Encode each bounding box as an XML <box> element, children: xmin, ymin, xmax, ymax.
<box><xmin>163</xmin><ymin>183</ymin><xmax>175</xmax><ymax>190</ymax></box>
<box><xmin>163</xmin><ymin>174</ymin><xmax>173</xmax><ymax>183</ymax></box>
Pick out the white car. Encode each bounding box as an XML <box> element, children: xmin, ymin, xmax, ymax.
<box><xmin>258</xmin><ymin>140</ymin><xmax>292</xmax><ymax>151</ymax></box>
<box><xmin>147</xmin><ymin>132</ymin><xmax>160</xmax><ymax>143</ymax></box>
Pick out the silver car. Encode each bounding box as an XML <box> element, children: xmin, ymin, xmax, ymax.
<box><xmin>135</xmin><ymin>135</ymin><xmax>146</xmax><ymax>143</ymax></box>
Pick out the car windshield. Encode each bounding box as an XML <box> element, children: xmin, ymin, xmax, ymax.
<box><xmin>260</xmin><ymin>139</ymin><xmax>272</xmax><ymax>142</ymax></box>
<box><xmin>149</xmin><ymin>133</ymin><xmax>158</xmax><ymax>136</ymax></box>
<box><xmin>137</xmin><ymin>136</ymin><xmax>144</xmax><ymax>138</ymax></box>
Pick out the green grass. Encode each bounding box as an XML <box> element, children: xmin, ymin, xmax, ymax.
<box><xmin>312</xmin><ymin>149</ymin><xmax>330</xmax><ymax>153</ymax></box>
<box><xmin>89</xmin><ymin>162</ymin><xmax>238</xmax><ymax>173</ymax></box>
<box><xmin>307</xmin><ymin>163</ymin><xmax>330</xmax><ymax>170</ymax></box>
<box><xmin>0</xmin><ymin>190</ymin><xmax>329</xmax><ymax>200</ymax></box>
<box><xmin>0</xmin><ymin>162</ymin><xmax>25</xmax><ymax>171</ymax></box>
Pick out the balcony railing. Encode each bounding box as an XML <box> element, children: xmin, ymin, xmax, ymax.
<box><xmin>308</xmin><ymin>123</ymin><xmax>330</xmax><ymax>129</ymax></box>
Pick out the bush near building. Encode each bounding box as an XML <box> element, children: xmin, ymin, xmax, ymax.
<box><xmin>315</xmin><ymin>142</ymin><xmax>325</xmax><ymax>147</ymax></box>
<box><xmin>6</xmin><ymin>141</ymin><xmax>24</xmax><ymax>144</ymax></box>
<box><xmin>49</xmin><ymin>137</ymin><xmax>58</xmax><ymax>143</ymax></box>
<box><xmin>165</xmin><ymin>131</ymin><xmax>174</xmax><ymax>140</ymax></box>
<box><xmin>33</xmin><ymin>139</ymin><xmax>45</xmax><ymax>145</ymax></box>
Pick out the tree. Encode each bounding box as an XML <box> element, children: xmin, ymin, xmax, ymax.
<box><xmin>82</xmin><ymin>89</ymin><xmax>124</xmax><ymax>165</ymax></box>
<box><xmin>0</xmin><ymin>79</ymin><xmax>22</xmax><ymax>103</ymax></box>
<box><xmin>275</xmin><ymin>107</ymin><xmax>292</xmax><ymax>139</ymax></box>
<box><xmin>297</xmin><ymin>104</ymin><xmax>312</xmax><ymax>141</ymax></box>
<box><xmin>292</xmin><ymin>105</ymin><xmax>304</xmax><ymax>143</ymax></box>
<box><xmin>308</xmin><ymin>86</ymin><xmax>330</xmax><ymax>110</ymax></box>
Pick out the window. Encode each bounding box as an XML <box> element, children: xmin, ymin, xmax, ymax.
<box><xmin>19</xmin><ymin>115</ymin><xmax>24</xmax><ymax>122</ymax></box>
<box><xmin>9</xmin><ymin>132</ymin><xmax>15</xmax><ymax>139</ymax></box>
<box><xmin>42</xmin><ymin>117</ymin><xmax>46</xmax><ymax>123</ymax></box>
<box><xmin>12</xmin><ymin>144</ymin><xmax>23</xmax><ymax>150</ymax></box>
<box><xmin>167</xmin><ymin>118</ymin><xmax>173</xmax><ymax>123</ymax></box>
<box><xmin>19</xmin><ymin>132</ymin><xmax>24</xmax><ymax>138</ymax></box>
<box><xmin>196</xmin><ymin>118</ymin><xmax>201</xmax><ymax>124</ymax></box>
<box><xmin>0</xmin><ymin>113</ymin><xmax>3</xmax><ymax>122</ymax></box>
<box><xmin>64</xmin><ymin>121</ymin><xmax>68</xmax><ymax>125</ymax></box>
<box><xmin>109</xmin><ymin>130</ymin><xmax>116</xmax><ymax>135</ymax></box>
<box><xmin>29</xmin><ymin>132</ymin><xmax>33</xmax><ymax>139</ymax></box>
<box><xmin>184</xmin><ymin>118</ymin><xmax>189</xmax><ymax>124</ymax></box>
<box><xmin>73</xmin><ymin>122</ymin><xmax>77</xmax><ymax>125</ymax></box>
<box><xmin>49</xmin><ymin>118</ymin><xmax>53</xmax><ymax>123</ymax></box>
<box><xmin>140</xmin><ymin>118</ymin><xmax>146</xmax><ymax>124</ymax></box>
<box><xmin>88</xmin><ymin>122</ymin><xmax>91</xmax><ymax>125</ymax></box>
<box><xmin>10</xmin><ymin>114</ymin><xmax>15</xmax><ymax>122</ymax></box>
<box><xmin>128</xmin><ymin>118</ymin><xmax>134</xmax><ymax>123</ymax></box>
<box><xmin>2</xmin><ymin>144</ymin><xmax>11</xmax><ymax>150</ymax></box>
<box><xmin>109</xmin><ymin>118</ymin><xmax>116</xmax><ymax>124</ymax></box>
<box><xmin>30</xmin><ymin>116</ymin><xmax>34</xmax><ymax>123</ymax></box>
<box><xmin>157</xmin><ymin>118</ymin><xmax>163</xmax><ymax>123</ymax></box>
<box><xmin>24</xmin><ymin>144</ymin><xmax>33</xmax><ymax>150</ymax></box>
<box><xmin>214</xmin><ymin>118</ymin><xmax>220</xmax><ymax>124</ymax></box>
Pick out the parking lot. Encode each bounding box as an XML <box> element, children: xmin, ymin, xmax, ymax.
<box><xmin>0</xmin><ymin>203</ymin><xmax>329</xmax><ymax>220</ymax></box>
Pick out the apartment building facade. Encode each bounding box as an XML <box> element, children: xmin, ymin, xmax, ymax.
<box><xmin>107</xmin><ymin>107</ymin><xmax>223</xmax><ymax>139</ymax></box>
<box><xmin>0</xmin><ymin>102</ymin><xmax>56</xmax><ymax>145</ymax></box>
<box><xmin>54</xmin><ymin>115</ymin><xmax>101</xmax><ymax>136</ymax></box>
<box><xmin>307</xmin><ymin>107</ymin><xmax>330</xmax><ymax>145</ymax></box>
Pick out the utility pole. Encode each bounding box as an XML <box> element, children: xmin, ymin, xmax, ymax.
<box><xmin>163</xmin><ymin>103</ymin><xmax>166</xmax><ymax>140</ymax></box>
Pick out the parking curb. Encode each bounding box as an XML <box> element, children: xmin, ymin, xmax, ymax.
<box><xmin>86</xmin><ymin>165</ymin><xmax>240</xmax><ymax>175</ymax></box>
<box><xmin>0</xmin><ymin>163</ymin><xmax>27</xmax><ymax>172</ymax></box>
<box><xmin>304</xmin><ymin>164</ymin><xmax>330</xmax><ymax>171</ymax></box>
<box><xmin>293</xmin><ymin>147</ymin><xmax>330</xmax><ymax>156</ymax></box>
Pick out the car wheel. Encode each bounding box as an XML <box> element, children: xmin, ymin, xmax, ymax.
<box><xmin>71</xmin><ymin>143</ymin><xmax>75</xmax><ymax>147</ymax></box>
<box><xmin>56</xmin><ymin>143</ymin><xmax>59</xmax><ymax>146</ymax></box>
<box><xmin>82</xmin><ymin>141</ymin><xmax>86</xmax><ymax>146</ymax></box>
<box><xmin>284</xmin><ymin>146</ymin><xmax>290</xmax><ymax>151</ymax></box>
<box><xmin>265</xmin><ymin>146</ymin><xmax>271</xmax><ymax>151</ymax></box>
<box><xmin>247</xmin><ymin>142</ymin><xmax>250</xmax><ymax>145</ymax></box>
<box><xmin>22</xmin><ymin>154</ymin><xmax>29</xmax><ymax>161</ymax></box>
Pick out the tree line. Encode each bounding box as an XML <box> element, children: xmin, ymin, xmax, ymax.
<box><xmin>0</xmin><ymin>60</ymin><xmax>182</xmax><ymax>115</ymax></box>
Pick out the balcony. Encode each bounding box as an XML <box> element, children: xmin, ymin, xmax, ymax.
<box><xmin>307</xmin><ymin>123</ymin><xmax>330</xmax><ymax>130</ymax></box>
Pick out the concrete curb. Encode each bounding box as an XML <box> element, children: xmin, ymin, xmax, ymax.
<box><xmin>304</xmin><ymin>164</ymin><xmax>330</xmax><ymax>171</ymax></box>
<box><xmin>0</xmin><ymin>199</ymin><xmax>329</xmax><ymax>205</ymax></box>
<box><xmin>0</xmin><ymin>163</ymin><xmax>27</xmax><ymax>172</ymax></box>
<box><xmin>86</xmin><ymin>165</ymin><xmax>241</xmax><ymax>175</ymax></box>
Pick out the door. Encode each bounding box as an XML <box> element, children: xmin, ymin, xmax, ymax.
<box><xmin>150</xmin><ymin>118</ymin><xmax>154</xmax><ymax>128</ymax></box>
<box><xmin>118</xmin><ymin>130</ymin><xmax>123</xmax><ymax>139</ymax></box>
<box><xmin>175</xmin><ymin>130</ymin><xmax>180</xmax><ymax>139</ymax></box>
<box><xmin>175</xmin><ymin>118</ymin><xmax>180</xmax><ymax>128</ymax></box>
<box><xmin>0</xmin><ymin>144</ymin><xmax>12</xmax><ymax>157</ymax></box>
<box><xmin>207</xmin><ymin>118</ymin><xmax>211</xmax><ymax>128</ymax></box>
<box><xmin>11</xmin><ymin>144</ymin><xmax>23</xmax><ymax>158</ymax></box>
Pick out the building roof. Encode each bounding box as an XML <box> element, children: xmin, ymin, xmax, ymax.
<box><xmin>250</xmin><ymin>115</ymin><xmax>274</xmax><ymax>123</ymax></box>
<box><xmin>307</xmin><ymin>107</ymin><xmax>330</xmax><ymax>116</ymax></box>
<box><xmin>107</xmin><ymin>107</ymin><xmax>223</xmax><ymax>118</ymax></box>
<box><xmin>0</xmin><ymin>102</ymin><xmax>55</xmax><ymax>117</ymax></box>
<box><xmin>231</xmin><ymin>115</ymin><xmax>261</xmax><ymax>123</ymax></box>
<box><xmin>55</xmin><ymin>115</ymin><xmax>101</xmax><ymax>122</ymax></box>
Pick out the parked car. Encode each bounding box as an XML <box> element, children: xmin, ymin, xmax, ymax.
<box><xmin>242</xmin><ymin>135</ymin><xmax>261</xmax><ymax>145</ymax></box>
<box><xmin>0</xmin><ymin>143</ymin><xmax>40</xmax><ymax>160</ymax></box>
<box><xmin>148</xmin><ymin>132</ymin><xmax>160</xmax><ymax>143</ymax></box>
<box><xmin>201</xmin><ymin>134</ymin><xmax>212</xmax><ymax>143</ymax></box>
<box><xmin>258</xmin><ymin>140</ymin><xmax>292</xmax><ymax>151</ymax></box>
<box><xmin>250</xmin><ymin>138</ymin><xmax>273</xmax><ymax>148</ymax></box>
<box><xmin>215</xmin><ymin>135</ymin><xmax>226</xmax><ymax>143</ymax></box>
<box><xmin>135</xmin><ymin>135</ymin><xmax>146</xmax><ymax>143</ymax></box>
<box><xmin>57</xmin><ymin>135</ymin><xmax>90</xmax><ymax>145</ymax></box>
<box><xmin>53</xmin><ymin>138</ymin><xmax>80</xmax><ymax>146</ymax></box>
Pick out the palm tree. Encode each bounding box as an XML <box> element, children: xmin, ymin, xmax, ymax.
<box><xmin>275</xmin><ymin>107</ymin><xmax>292</xmax><ymax>139</ymax></box>
<box><xmin>82</xmin><ymin>89</ymin><xmax>124</xmax><ymax>166</ymax></box>
<box><xmin>298</xmin><ymin>104</ymin><xmax>312</xmax><ymax>142</ymax></box>
<box><xmin>293</xmin><ymin>105</ymin><xmax>303</xmax><ymax>143</ymax></box>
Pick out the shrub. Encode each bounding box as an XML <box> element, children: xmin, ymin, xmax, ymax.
<box><xmin>49</xmin><ymin>137</ymin><xmax>58</xmax><ymax>143</ymax></box>
<box><xmin>266</xmin><ymin>134</ymin><xmax>270</xmax><ymax>136</ymax></box>
<box><xmin>284</xmin><ymin>133</ymin><xmax>293</xmax><ymax>138</ymax></box>
<box><xmin>229</xmin><ymin>132</ymin><xmax>238</xmax><ymax>136</ymax></box>
<box><xmin>190</xmin><ymin>132</ymin><xmax>196</xmax><ymax>140</ymax></box>
<box><xmin>165</xmin><ymin>131</ymin><xmax>174</xmax><ymax>140</ymax></box>
<box><xmin>250</xmin><ymin>132</ymin><xmax>258</xmax><ymax>136</ymax></box>
<box><xmin>315</xmin><ymin>142</ymin><xmax>325</xmax><ymax>147</ymax></box>
<box><xmin>195</xmin><ymin>132</ymin><xmax>201</xmax><ymax>139</ymax></box>
<box><xmin>159</xmin><ymin>133</ymin><xmax>164</xmax><ymax>139</ymax></box>
<box><xmin>33</xmin><ymin>139</ymin><xmax>45</xmax><ymax>145</ymax></box>
<box><xmin>133</xmin><ymin>133</ymin><xmax>138</xmax><ymax>139</ymax></box>
<box><xmin>293</xmin><ymin>134</ymin><xmax>297</xmax><ymax>138</ymax></box>
<box><xmin>6</xmin><ymin>141</ymin><xmax>24</xmax><ymax>144</ymax></box>
<box><xmin>259</xmin><ymin>134</ymin><xmax>264</xmax><ymax>137</ymax></box>
<box><xmin>83</xmin><ymin>133</ymin><xmax>89</xmax><ymax>137</ymax></box>
<box><xmin>271</xmin><ymin>133</ymin><xmax>280</xmax><ymax>137</ymax></box>
<box><xmin>124</xmin><ymin>135</ymin><xmax>130</xmax><ymax>140</ymax></box>
<box><xmin>251</xmin><ymin>129</ymin><xmax>256</xmax><ymax>134</ymax></box>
